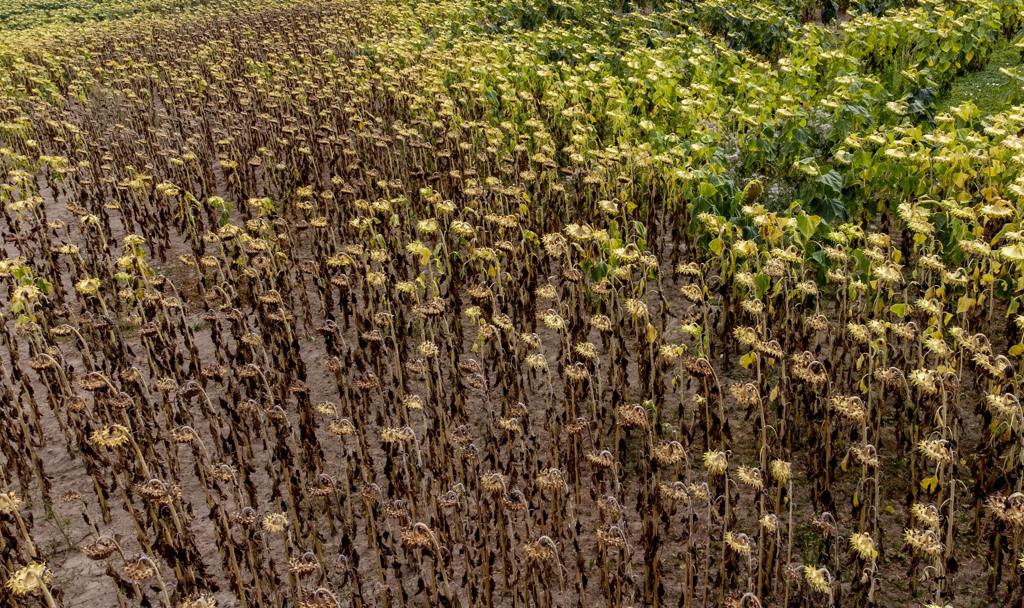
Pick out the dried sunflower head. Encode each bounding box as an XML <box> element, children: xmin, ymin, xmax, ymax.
<box><xmin>729</xmin><ymin>383</ymin><xmax>760</xmax><ymax>406</ymax></box>
<box><xmin>652</xmin><ymin>441</ymin><xmax>685</xmax><ymax>466</ymax></box>
<box><xmin>770</xmin><ymin>459</ymin><xmax>792</xmax><ymax>485</ymax></box>
<box><xmin>658</xmin><ymin>482</ymin><xmax>689</xmax><ymax>504</ymax></box>
<box><xmin>903</xmin><ymin>528</ymin><xmax>943</xmax><ymax>556</ymax></box>
<box><xmin>916</xmin><ymin>438</ymin><xmax>952</xmax><ymax>464</ymax></box>
<box><xmin>850</xmin><ymin>444</ymin><xmax>879</xmax><ymax>468</ymax></box>
<box><xmin>288</xmin><ymin>552</ymin><xmax>321</xmax><ymax>576</ymax></box>
<box><xmin>0</xmin><ymin>491</ymin><xmax>23</xmax><ymax>514</ymax></box>
<box><xmin>380</xmin><ymin>426</ymin><xmax>415</xmax><ymax>444</ymax></box>
<box><xmin>911</xmin><ymin>503</ymin><xmax>941</xmax><ymax>529</ymax></box>
<box><xmin>5</xmin><ymin>562</ymin><xmax>51</xmax><ymax>596</ymax></box>
<box><xmin>803</xmin><ymin>565</ymin><xmax>832</xmax><ymax>594</ymax></box>
<box><xmin>328</xmin><ymin>418</ymin><xmax>355</xmax><ymax>437</ymax></box>
<box><xmin>724</xmin><ymin>531</ymin><xmax>752</xmax><ymax>556</ymax></box>
<box><xmin>850</xmin><ymin>532</ymin><xmax>878</xmax><ymax>560</ymax></box>
<box><xmin>804</xmin><ymin>313</ymin><xmax>829</xmax><ymax>332</ymax></box>
<box><xmin>262</xmin><ymin>512</ymin><xmax>289</xmax><ymax>534</ymax></box>
<box><xmin>89</xmin><ymin>424</ymin><xmax>132</xmax><ymax>449</ymax></box>
<box><xmin>540</xmin><ymin>309</ymin><xmax>566</xmax><ymax>330</ymax></box>
<box><xmin>81</xmin><ymin>536</ymin><xmax>119</xmax><ymax>560</ymax></box>
<box><xmin>624</xmin><ymin>298</ymin><xmax>649</xmax><ymax>319</ymax></box>
<box><xmin>586</xmin><ymin>450</ymin><xmax>615</xmax><ymax>470</ymax></box>
<box><xmin>573</xmin><ymin>341</ymin><xmax>598</xmax><ymax>361</ymax></box>
<box><xmin>480</xmin><ymin>472</ymin><xmax>506</xmax><ymax>494</ymax></box>
<box><xmin>536</xmin><ymin>468</ymin><xmax>567</xmax><ymax>493</ymax></box>
<box><xmin>616</xmin><ymin>404</ymin><xmax>648</xmax><ymax>429</ymax></box>
<box><xmin>702</xmin><ymin>451</ymin><xmax>728</xmax><ymax>477</ymax></box>
<box><xmin>596</xmin><ymin>525</ymin><xmax>627</xmax><ymax>548</ymax></box>
<box><xmin>181</xmin><ymin>594</ymin><xmax>218</xmax><ymax>608</ymax></box>
<box><xmin>986</xmin><ymin>493</ymin><xmax>1024</xmax><ymax>528</ymax></box>
<box><xmin>736</xmin><ymin>466</ymin><xmax>764</xmax><ymax>491</ymax></box>
<box><xmin>522</xmin><ymin>536</ymin><xmax>558</xmax><ymax>562</ymax></box>
<box><xmin>122</xmin><ymin>555</ymin><xmax>157</xmax><ymax>583</ymax></box>
<box><xmin>830</xmin><ymin>395</ymin><xmax>867</xmax><ymax>424</ymax></box>
<box><xmin>908</xmin><ymin>369</ymin><xmax>938</xmax><ymax>395</ymax></box>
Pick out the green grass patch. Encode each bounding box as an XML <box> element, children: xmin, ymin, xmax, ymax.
<box><xmin>938</xmin><ymin>38</ymin><xmax>1023</xmax><ymax>116</ymax></box>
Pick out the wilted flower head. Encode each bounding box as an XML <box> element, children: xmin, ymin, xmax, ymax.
<box><xmin>903</xmin><ymin>528</ymin><xmax>943</xmax><ymax>556</ymax></box>
<box><xmin>724</xmin><ymin>531</ymin><xmax>752</xmax><ymax>556</ymax></box>
<box><xmin>736</xmin><ymin>466</ymin><xmax>763</xmax><ymax>491</ymax></box>
<box><xmin>90</xmin><ymin>424</ymin><xmax>131</xmax><ymax>449</ymax></box>
<box><xmin>616</xmin><ymin>404</ymin><xmax>648</xmax><ymax>429</ymax></box>
<box><xmin>916</xmin><ymin>438</ymin><xmax>952</xmax><ymax>464</ymax></box>
<box><xmin>596</xmin><ymin>525</ymin><xmax>627</xmax><ymax>548</ymax></box>
<box><xmin>81</xmin><ymin>536</ymin><xmax>119</xmax><ymax>560</ymax></box>
<box><xmin>540</xmin><ymin>309</ymin><xmax>566</xmax><ymax>330</ymax></box>
<box><xmin>908</xmin><ymin>368</ymin><xmax>938</xmax><ymax>394</ymax></box>
<box><xmin>702</xmin><ymin>451</ymin><xmax>728</xmax><ymax>476</ymax></box>
<box><xmin>830</xmin><ymin>395</ymin><xmax>867</xmax><ymax>424</ymax></box>
<box><xmin>262</xmin><ymin>512</ymin><xmax>289</xmax><ymax>533</ymax></box>
<box><xmin>181</xmin><ymin>594</ymin><xmax>218</xmax><ymax>608</ymax></box>
<box><xmin>75</xmin><ymin>277</ymin><xmax>101</xmax><ymax>295</ymax></box>
<box><xmin>850</xmin><ymin>532</ymin><xmax>877</xmax><ymax>560</ymax></box>
<box><xmin>624</xmin><ymin>298</ymin><xmax>649</xmax><ymax>319</ymax></box>
<box><xmin>0</xmin><ymin>491</ymin><xmax>23</xmax><ymax>514</ymax></box>
<box><xmin>986</xmin><ymin>393</ymin><xmax>1021</xmax><ymax>419</ymax></box>
<box><xmin>122</xmin><ymin>555</ymin><xmax>158</xmax><ymax>583</ymax></box>
<box><xmin>847</xmin><ymin>323</ymin><xmax>870</xmax><ymax>344</ymax></box>
<box><xmin>480</xmin><ymin>472</ymin><xmax>506</xmax><ymax>494</ymax></box>
<box><xmin>590</xmin><ymin>314</ymin><xmax>613</xmax><ymax>332</ymax></box>
<box><xmin>803</xmin><ymin>565</ymin><xmax>832</xmax><ymax>594</ymax></box>
<box><xmin>5</xmin><ymin>562</ymin><xmax>50</xmax><ymax>596</ymax></box>
<box><xmin>911</xmin><ymin>503</ymin><xmax>941</xmax><ymax>529</ymax></box>
<box><xmin>770</xmin><ymin>459</ymin><xmax>792</xmax><ymax>485</ymax></box>
<box><xmin>680</xmin><ymin>284</ymin><xmax>704</xmax><ymax>303</ymax></box>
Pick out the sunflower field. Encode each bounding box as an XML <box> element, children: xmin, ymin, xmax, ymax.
<box><xmin>1</xmin><ymin>0</ymin><xmax>1024</xmax><ymax>606</ymax></box>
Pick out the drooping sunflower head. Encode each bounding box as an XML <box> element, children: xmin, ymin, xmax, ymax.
<box><xmin>0</xmin><ymin>491</ymin><xmax>23</xmax><ymax>514</ymax></box>
<box><xmin>89</xmin><ymin>424</ymin><xmax>132</xmax><ymax>449</ymax></box>
<box><xmin>5</xmin><ymin>562</ymin><xmax>50</xmax><ymax>596</ymax></box>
